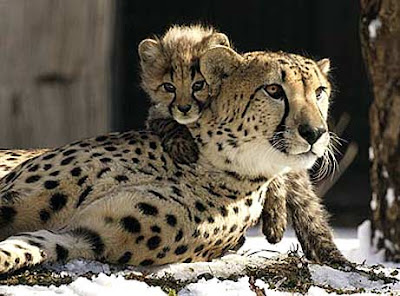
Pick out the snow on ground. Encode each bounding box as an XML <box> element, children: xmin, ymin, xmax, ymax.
<box><xmin>1</xmin><ymin>222</ymin><xmax>400</xmax><ymax>295</ymax></box>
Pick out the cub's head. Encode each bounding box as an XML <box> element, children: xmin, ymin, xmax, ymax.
<box><xmin>199</xmin><ymin>46</ymin><xmax>332</xmax><ymax>176</ymax></box>
<box><xmin>139</xmin><ymin>25</ymin><xmax>230</xmax><ymax>124</ymax></box>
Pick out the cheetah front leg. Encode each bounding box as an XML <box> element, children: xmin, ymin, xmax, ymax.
<box><xmin>286</xmin><ymin>171</ymin><xmax>352</xmax><ymax>267</ymax></box>
<box><xmin>260</xmin><ymin>175</ymin><xmax>287</xmax><ymax>244</ymax></box>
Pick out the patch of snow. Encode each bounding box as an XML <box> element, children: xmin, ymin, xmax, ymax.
<box><xmin>370</xmin><ymin>193</ymin><xmax>377</xmax><ymax>211</ymax></box>
<box><xmin>386</xmin><ymin>187</ymin><xmax>396</xmax><ymax>208</ymax></box>
<box><xmin>382</xmin><ymin>167</ymin><xmax>389</xmax><ymax>178</ymax></box>
<box><xmin>1</xmin><ymin>227</ymin><xmax>400</xmax><ymax>295</ymax></box>
<box><xmin>369</xmin><ymin>147</ymin><xmax>374</xmax><ymax>161</ymax></box>
<box><xmin>368</xmin><ymin>18</ymin><xmax>382</xmax><ymax>40</ymax></box>
<box><xmin>0</xmin><ymin>273</ymin><xmax>166</xmax><ymax>296</ymax></box>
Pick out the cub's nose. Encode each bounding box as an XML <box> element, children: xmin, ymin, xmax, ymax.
<box><xmin>177</xmin><ymin>104</ymin><xmax>192</xmax><ymax>114</ymax></box>
<box><xmin>298</xmin><ymin>124</ymin><xmax>327</xmax><ymax>145</ymax></box>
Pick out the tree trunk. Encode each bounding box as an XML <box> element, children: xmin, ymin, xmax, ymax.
<box><xmin>0</xmin><ymin>0</ymin><xmax>115</xmax><ymax>149</ymax></box>
<box><xmin>360</xmin><ymin>0</ymin><xmax>400</xmax><ymax>261</ymax></box>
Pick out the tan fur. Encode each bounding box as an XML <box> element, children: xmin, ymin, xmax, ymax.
<box><xmin>0</xmin><ymin>46</ymin><xmax>348</xmax><ymax>274</ymax></box>
<box><xmin>0</xmin><ymin>149</ymin><xmax>49</xmax><ymax>179</ymax></box>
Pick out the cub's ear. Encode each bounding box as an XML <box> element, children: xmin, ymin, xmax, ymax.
<box><xmin>200</xmin><ymin>46</ymin><xmax>242</xmax><ymax>94</ymax></box>
<box><xmin>317</xmin><ymin>58</ymin><xmax>330</xmax><ymax>76</ymax></box>
<box><xmin>138</xmin><ymin>39</ymin><xmax>160</xmax><ymax>64</ymax></box>
<box><xmin>207</xmin><ymin>32</ymin><xmax>230</xmax><ymax>47</ymax></box>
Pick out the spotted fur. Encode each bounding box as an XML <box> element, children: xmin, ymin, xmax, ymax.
<box><xmin>0</xmin><ymin>46</ymin><xmax>348</xmax><ymax>274</ymax></box>
<box><xmin>0</xmin><ymin>149</ymin><xmax>49</xmax><ymax>179</ymax></box>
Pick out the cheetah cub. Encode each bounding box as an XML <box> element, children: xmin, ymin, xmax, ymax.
<box><xmin>139</xmin><ymin>25</ymin><xmax>230</xmax><ymax>165</ymax></box>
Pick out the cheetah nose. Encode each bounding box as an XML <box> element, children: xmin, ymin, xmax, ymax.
<box><xmin>298</xmin><ymin>124</ymin><xmax>326</xmax><ymax>145</ymax></box>
<box><xmin>177</xmin><ymin>104</ymin><xmax>192</xmax><ymax>114</ymax></box>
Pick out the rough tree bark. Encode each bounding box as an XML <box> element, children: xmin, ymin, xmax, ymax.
<box><xmin>360</xmin><ymin>0</ymin><xmax>400</xmax><ymax>261</ymax></box>
<box><xmin>0</xmin><ymin>0</ymin><xmax>115</xmax><ymax>148</ymax></box>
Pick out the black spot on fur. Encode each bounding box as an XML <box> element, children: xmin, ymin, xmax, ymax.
<box><xmin>175</xmin><ymin>229</ymin><xmax>183</xmax><ymax>242</ymax></box>
<box><xmin>56</xmin><ymin>244</ymin><xmax>69</xmax><ymax>261</ymax></box>
<box><xmin>1</xmin><ymin>250</ymin><xmax>11</xmax><ymax>256</ymax></box>
<box><xmin>97</xmin><ymin>168</ymin><xmax>111</xmax><ymax>178</ymax></box>
<box><xmin>43</xmin><ymin>153</ymin><xmax>56</xmax><ymax>160</ymax></box>
<box><xmin>15</xmin><ymin>258</ymin><xmax>20</xmax><ymax>264</ymax></box>
<box><xmin>132</xmin><ymin>158</ymin><xmax>139</xmax><ymax>164</ymax></box>
<box><xmin>118</xmin><ymin>251</ymin><xmax>132</xmax><ymax>264</ymax></box>
<box><xmin>96</xmin><ymin>135</ymin><xmax>107</xmax><ymax>142</ymax></box>
<box><xmin>77</xmin><ymin>176</ymin><xmax>88</xmax><ymax>186</ymax></box>
<box><xmin>63</xmin><ymin>149</ymin><xmax>77</xmax><ymax>156</ymax></box>
<box><xmin>26</xmin><ymin>175</ymin><xmax>41</xmax><ymax>183</ymax></box>
<box><xmin>219</xmin><ymin>206</ymin><xmax>228</xmax><ymax>217</ymax></box>
<box><xmin>44</xmin><ymin>180</ymin><xmax>59</xmax><ymax>190</ymax></box>
<box><xmin>151</xmin><ymin>225</ymin><xmax>161</xmax><ymax>233</ymax></box>
<box><xmin>104</xmin><ymin>146</ymin><xmax>117</xmax><ymax>152</ymax></box>
<box><xmin>149</xmin><ymin>142</ymin><xmax>157</xmax><ymax>150</ymax></box>
<box><xmin>39</xmin><ymin>209</ymin><xmax>51</xmax><ymax>222</ymax></box>
<box><xmin>166</xmin><ymin>214</ymin><xmax>177</xmax><ymax>227</ymax></box>
<box><xmin>28</xmin><ymin>164</ymin><xmax>39</xmax><ymax>172</ymax></box>
<box><xmin>194</xmin><ymin>216</ymin><xmax>201</xmax><ymax>224</ymax></box>
<box><xmin>44</xmin><ymin>164</ymin><xmax>52</xmax><ymax>171</ymax></box>
<box><xmin>77</xmin><ymin>186</ymin><xmax>92</xmax><ymax>207</ymax></box>
<box><xmin>100</xmin><ymin>157</ymin><xmax>112</xmax><ymax>163</ymax></box>
<box><xmin>175</xmin><ymin>245</ymin><xmax>188</xmax><ymax>255</ymax></box>
<box><xmin>230</xmin><ymin>225</ymin><xmax>238</xmax><ymax>233</ymax></box>
<box><xmin>70</xmin><ymin>167</ymin><xmax>82</xmax><ymax>177</ymax></box>
<box><xmin>50</xmin><ymin>193</ymin><xmax>68</xmax><ymax>212</ymax></box>
<box><xmin>24</xmin><ymin>252</ymin><xmax>33</xmax><ymax>262</ymax></box>
<box><xmin>137</xmin><ymin>203</ymin><xmax>158</xmax><ymax>216</ymax></box>
<box><xmin>245</xmin><ymin>199</ymin><xmax>253</xmax><ymax>207</ymax></box>
<box><xmin>136</xmin><ymin>235</ymin><xmax>144</xmax><ymax>244</ymax></box>
<box><xmin>120</xmin><ymin>216</ymin><xmax>141</xmax><ymax>233</ymax></box>
<box><xmin>115</xmin><ymin>175</ymin><xmax>129</xmax><ymax>182</ymax></box>
<box><xmin>207</xmin><ymin>217</ymin><xmax>215</xmax><ymax>223</ymax></box>
<box><xmin>140</xmin><ymin>259</ymin><xmax>154</xmax><ymax>266</ymax></box>
<box><xmin>183</xmin><ymin>258</ymin><xmax>192</xmax><ymax>263</ymax></box>
<box><xmin>135</xmin><ymin>148</ymin><xmax>142</xmax><ymax>155</ymax></box>
<box><xmin>147</xmin><ymin>236</ymin><xmax>161</xmax><ymax>250</ymax></box>
<box><xmin>0</xmin><ymin>206</ymin><xmax>17</xmax><ymax>225</ymax></box>
<box><xmin>69</xmin><ymin>227</ymin><xmax>105</xmax><ymax>256</ymax></box>
<box><xmin>195</xmin><ymin>245</ymin><xmax>204</xmax><ymax>253</ymax></box>
<box><xmin>195</xmin><ymin>201</ymin><xmax>206</xmax><ymax>212</ymax></box>
<box><xmin>49</xmin><ymin>170</ymin><xmax>59</xmax><ymax>177</ymax></box>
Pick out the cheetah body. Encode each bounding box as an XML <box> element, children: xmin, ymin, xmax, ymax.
<box><xmin>0</xmin><ymin>45</ymin><xmax>347</xmax><ymax>273</ymax></box>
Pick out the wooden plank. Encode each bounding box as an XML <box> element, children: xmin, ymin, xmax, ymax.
<box><xmin>0</xmin><ymin>0</ymin><xmax>114</xmax><ymax>148</ymax></box>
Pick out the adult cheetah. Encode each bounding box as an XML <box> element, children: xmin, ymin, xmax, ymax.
<box><xmin>0</xmin><ymin>46</ymin><xmax>348</xmax><ymax>274</ymax></box>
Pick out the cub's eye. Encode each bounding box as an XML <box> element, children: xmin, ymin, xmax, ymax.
<box><xmin>163</xmin><ymin>83</ymin><xmax>176</xmax><ymax>93</ymax></box>
<box><xmin>263</xmin><ymin>84</ymin><xmax>285</xmax><ymax>100</ymax></box>
<box><xmin>315</xmin><ymin>86</ymin><xmax>327</xmax><ymax>100</ymax></box>
<box><xmin>192</xmin><ymin>80</ymin><xmax>205</xmax><ymax>91</ymax></box>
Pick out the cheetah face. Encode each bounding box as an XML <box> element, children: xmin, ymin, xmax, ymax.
<box><xmin>200</xmin><ymin>46</ymin><xmax>332</xmax><ymax>175</ymax></box>
<box><xmin>157</xmin><ymin>63</ymin><xmax>210</xmax><ymax>124</ymax></box>
<box><xmin>138</xmin><ymin>26</ymin><xmax>231</xmax><ymax>125</ymax></box>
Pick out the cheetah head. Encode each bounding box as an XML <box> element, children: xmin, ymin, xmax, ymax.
<box><xmin>139</xmin><ymin>25</ymin><xmax>230</xmax><ymax>124</ymax></box>
<box><xmin>199</xmin><ymin>46</ymin><xmax>332</xmax><ymax>177</ymax></box>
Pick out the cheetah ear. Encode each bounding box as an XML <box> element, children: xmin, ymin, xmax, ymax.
<box><xmin>138</xmin><ymin>39</ymin><xmax>160</xmax><ymax>64</ymax></box>
<box><xmin>207</xmin><ymin>33</ymin><xmax>231</xmax><ymax>47</ymax></box>
<box><xmin>200</xmin><ymin>46</ymin><xmax>242</xmax><ymax>94</ymax></box>
<box><xmin>317</xmin><ymin>58</ymin><xmax>330</xmax><ymax>76</ymax></box>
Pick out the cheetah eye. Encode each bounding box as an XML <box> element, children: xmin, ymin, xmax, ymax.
<box><xmin>315</xmin><ymin>86</ymin><xmax>327</xmax><ymax>100</ymax></box>
<box><xmin>192</xmin><ymin>80</ymin><xmax>205</xmax><ymax>92</ymax></box>
<box><xmin>163</xmin><ymin>83</ymin><xmax>176</xmax><ymax>93</ymax></box>
<box><xmin>263</xmin><ymin>84</ymin><xmax>285</xmax><ymax>100</ymax></box>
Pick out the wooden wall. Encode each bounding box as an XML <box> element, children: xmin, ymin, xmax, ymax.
<box><xmin>0</xmin><ymin>0</ymin><xmax>115</xmax><ymax>148</ymax></box>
